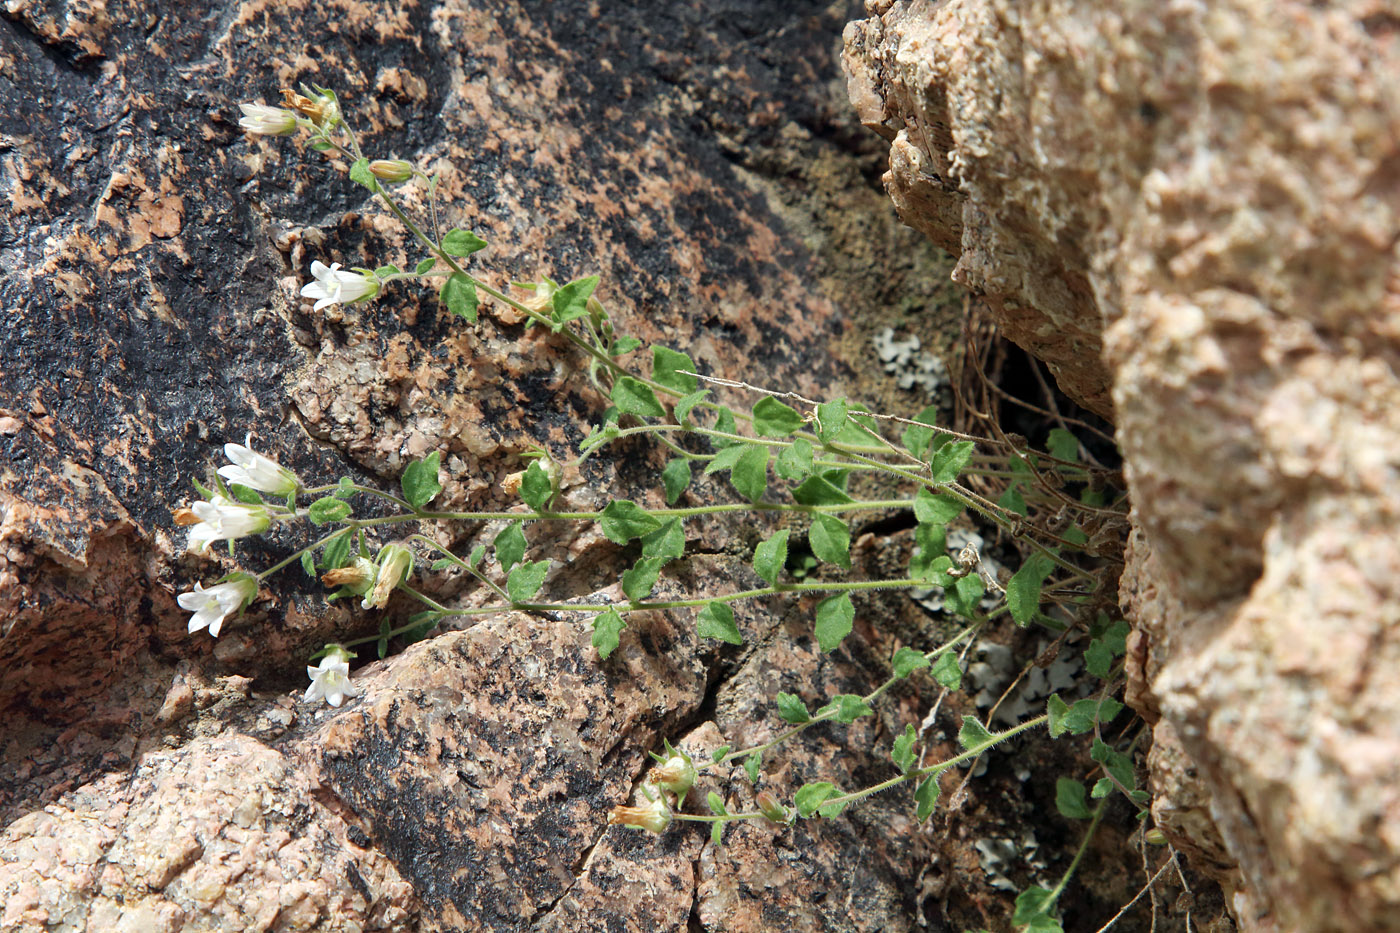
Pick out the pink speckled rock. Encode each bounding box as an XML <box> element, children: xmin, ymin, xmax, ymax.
<box><xmin>846</xmin><ymin>1</ymin><xmax>1400</xmax><ymax>929</ymax></box>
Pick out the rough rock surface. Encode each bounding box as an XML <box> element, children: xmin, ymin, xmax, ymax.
<box><xmin>846</xmin><ymin>1</ymin><xmax>1400</xmax><ymax>930</ymax></box>
<box><xmin>0</xmin><ymin>0</ymin><xmax>1139</xmax><ymax>930</ymax></box>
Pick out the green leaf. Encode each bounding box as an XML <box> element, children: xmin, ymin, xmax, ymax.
<box><xmin>660</xmin><ymin>458</ymin><xmax>692</xmax><ymax>505</ymax></box>
<box><xmin>599</xmin><ymin>499</ymin><xmax>662</xmax><ymax>544</ymax></box>
<box><xmin>752</xmin><ymin>397</ymin><xmax>804</xmax><ymax>437</ymax></box>
<box><xmin>891</xmin><ymin>724</ymin><xmax>918</xmax><ymax>772</ymax></box>
<box><xmin>227</xmin><ymin>483</ymin><xmax>262</xmax><ymax>505</ymax></box>
<box><xmin>775</xmin><ymin>692</ymin><xmax>810</xmax><ymax>724</ymax></box>
<box><xmin>703</xmin><ymin>443</ymin><xmax>748</xmax><ymax>477</ymax></box>
<box><xmin>414</xmin><ymin>258</ymin><xmax>437</xmax><ymax>275</ymax></box>
<box><xmin>711</xmin><ymin>745</ymin><xmax>731</xmax><ymax>764</ymax></box>
<box><xmin>1046</xmin><ymin>427</ymin><xmax>1079</xmax><ymax>462</ymax></box>
<box><xmin>442</xmin><ymin>228</ymin><xmax>488</xmax><ymax>257</ymax></box>
<box><xmin>914</xmin><ymin>487</ymin><xmax>965</xmax><ymax>526</ymax></box>
<box><xmin>817</xmin><ymin>799</ymin><xmax>848</xmax><ymax>819</ymax></box>
<box><xmin>591</xmin><ymin>608</ymin><xmax>626</xmax><ymax>659</ymax></box>
<box><xmin>809</xmin><ymin>513</ymin><xmax>850</xmax><ymax>568</ymax></box>
<box><xmin>1076</xmin><ymin>696</ymin><xmax>1123</xmax><ymax>731</ymax></box>
<box><xmin>830</xmin><ymin>409</ymin><xmax>878</xmax><ymax>446</ymax></box>
<box><xmin>333</xmin><ymin>476</ymin><xmax>357</xmax><ymax>500</ymax></box>
<box><xmin>815</xmin><ymin>398</ymin><xmax>848</xmax><ymax>443</ymax></box>
<box><xmin>707</xmin><ymin>791</ymin><xmax>728</xmax><ymax>816</ymax></box>
<box><xmin>752</xmin><ymin>530</ymin><xmax>789</xmax><ymax>586</ymax></box>
<box><xmin>400</xmin><ymin>451</ymin><xmax>442</xmax><ymax>510</ymax></box>
<box><xmin>709</xmin><ymin>406</ymin><xmax>738</xmax><ymax>448</ymax></box>
<box><xmin>818</xmin><ymin>694</ymin><xmax>873</xmax><ymax>723</ymax></box>
<box><xmin>1087</xmin><ymin>619</ymin><xmax>1130</xmax><ymax>677</ymax></box>
<box><xmin>609</xmin><ymin>335</ymin><xmax>643</xmax><ymax>356</ymax></box>
<box><xmin>790</xmin><ymin>473</ymin><xmax>854</xmax><ymax>506</ymax></box>
<box><xmin>814</xmin><ymin>593</ymin><xmax>854</xmax><ymax>652</ymax></box>
<box><xmin>729</xmin><ymin>445</ymin><xmax>769</xmax><ymax>502</ymax></box>
<box><xmin>377</xmin><ymin>618</ymin><xmax>390</xmax><ymax>658</ymax></box>
<box><xmin>611</xmin><ymin>377</ymin><xmax>665</xmax><ymax>418</ymax></box>
<box><xmin>506</xmin><ymin>560</ymin><xmax>550</xmax><ymax>602</ymax></box>
<box><xmin>957</xmin><ymin>716</ymin><xmax>994</xmax><ymax>751</ymax></box>
<box><xmin>1013</xmin><ymin>887</ymin><xmax>1060</xmax><ymax>929</ymax></box>
<box><xmin>744</xmin><ymin>753</ymin><xmax>761</xmax><ymax>783</ymax></box>
<box><xmin>998</xmin><ymin>484</ymin><xmax>1028</xmax><ymax>516</ymax></box>
<box><xmin>774</xmin><ymin>438</ymin><xmax>814</xmax><ymax>482</ymax></box>
<box><xmin>1091</xmin><ymin>738</ymin><xmax>1137</xmax><ymax>791</ymax></box>
<box><xmin>300</xmin><ymin>550</ymin><xmax>316</xmax><ymax>578</ymax></box>
<box><xmin>374</xmin><ymin>264</ymin><xmax>401</xmax><ymax>278</ymax></box>
<box><xmin>468</xmin><ymin>544</ymin><xmax>486</xmax><ymax>567</ymax></box>
<box><xmin>1055</xmin><ymin>777</ymin><xmax>1092</xmax><ymax>819</ymax></box>
<box><xmin>901</xmin><ymin>405</ymin><xmax>941</xmax><ymax>460</ymax></box>
<box><xmin>914</xmin><ymin>775</ymin><xmax>941</xmax><ymax>821</ymax></box>
<box><xmin>1006</xmin><ymin>552</ymin><xmax>1056</xmax><ymax>626</ymax></box>
<box><xmin>909</xmin><ymin>525</ymin><xmax>949</xmax><ymax>581</ymax></box>
<box><xmin>1097</xmin><ymin>617</ymin><xmax>1131</xmax><ymax>654</ymax></box>
<box><xmin>794</xmin><ymin>782</ymin><xmax>837</xmax><ymax>818</ymax></box>
<box><xmin>1091</xmin><ymin>777</ymin><xmax>1115</xmax><ymax>799</ymax></box>
<box><xmin>651</xmin><ymin>346</ymin><xmax>698</xmax><ymax>394</ymax></box>
<box><xmin>944</xmin><ymin>573</ymin><xmax>985</xmax><ymax>619</ymax></box>
<box><xmin>322</xmin><ymin>533</ymin><xmax>352</xmax><ymax>570</ymax></box>
<box><xmin>932</xmin><ymin>651</ymin><xmax>963</xmax><ymax>689</ymax></box>
<box><xmin>494</xmin><ymin>523</ymin><xmax>527</xmax><ymax>573</ymax></box>
<box><xmin>308</xmin><ymin>139</ymin><xmax>334</xmax><ymax>152</ymax></box>
<box><xmin>641</xmin><ymin>518</ymin><xmax>685</xmax><ymax>560</ymax></box>
<box><xmin>622</xmin><ymin>557</ymin><xmax>667</xmax><ymax>602</ymax></box>
<box><xmin>399</xmin><ymin>612</ymin><xmax>439</xmax><ymax>644</ymax></box>
<box><xmin>549</xmin><ymin>275</ymin><xmax>598</xmax><ymax>327</ymax></box>
<box><xmin>349</xmin><ymin>157</ymin><xmax>378</xmax><ymax>192</ymax></box>
<box><xmin>892</xmin><ymin>647</ymin><xmax>930</xmax><ymax>679</ymax></box>
<box><xmin>672</xmin><ymin>389</ymin><xmax>709</xmax><ymax>424</ymax></box>
<box><xmin>1048</xmin><ymin>694</ymin><xmax>1073</xmax><ymax>738</ymax></box>
<box><xmin>520</xmin><ymin>460</ymin><xmax>553</xmax><ymax>511</ymax></box>
<box><xmin>930</xmin><ymin>440</ymin><xmax>976</xmax><ymax>483</ymax></box>
<box><xmin>1085</xmin><ymin>640</ymin><xmax>1116</xmax><ymax>679</ymax></box>
<box><xmin>307</xmin><ymin>496</ymin><xmax>352</xmax><ymax>525</ymax></box>
<box><xmin>696</xmin><ymin>602</ymin><xmax>742</xmax><ymax>645</ymax></box>
<box><xmin>440</xmin><ymin>273</ymin><xmax>479</xmax><ymax>322</ymax></box>
<box><xmin>710</xmin><ymin>821</ymin><xmax>723</xmax><ymax>847</ymax></box>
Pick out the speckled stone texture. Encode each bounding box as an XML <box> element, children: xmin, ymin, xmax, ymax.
<box><xmin>0</xmin><ymin>0</ymin><xmax>1005</xmax><ymax>930</ymax></box>
<box><xmin>846</xmin><ymin>1</ymin><xmax>1400</xmax><ymax>930</ymax></box>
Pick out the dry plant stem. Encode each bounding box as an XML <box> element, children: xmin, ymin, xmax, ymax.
<box><xmin>1093</xmin><ymin>854</ymin><xmax>1180</xmax><ymax>933</ymax></box>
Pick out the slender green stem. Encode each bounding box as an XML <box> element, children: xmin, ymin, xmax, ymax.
<box><xmin>1042</xmin><ymin>794</ymin><xmax>1109</xmax><ymax>909</ymax></box>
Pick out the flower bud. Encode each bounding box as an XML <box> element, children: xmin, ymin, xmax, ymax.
<box><xmin>608</xmin><ymin>796</ymin><xmax>672</xmax><ymax>834</ymax></box>
<box><xmin>501</xmin><ymin>470</ymin><xmax>525</xmax><ymax>496</ymax></box>
<box><xmin>282</xmin><ymin>86</ymin><xmax>340</xmax><ymax>130</ymax></box>
<box><xmin>1144</xmin><ymin>828</ymin><xmax>1169</xmax><ymax>846</ymax></box>
<box><xmin>186</xmin><ymin>495</ymin><xmax>272</xmax><ymax>553</ymax></box>
<box><xmin>363</xmin><ymin>544</ymin><xmax>413</xmax><ymax>610</ymax></box>
<box><xmin>755</xmin><ymin>791</ymin><xmax>789</xmax><ymax>825</ymax></box>
<box><xmin>238</xmin><ymin>103</ymin><xmax>298</xmax><ymax>136</ymax></box>
<box><xmin>517</xmin><ymin>278</ymin><xmax>558</xmax><ymax>314</ymax></box>
<box><xmin>647</xmin><ymin>752</ymin><xmax>696</xmax><ymax>799</ymax></box>
<box><xmin>322</xmin><ymin>557</ymin><xmax>377</xmax><ymax>596</ymax></box>
<box><xmin>218</xmin><ymin>435</ymin><xmax>302</xmax><ymax>496</ymax></box>
<box><xmin>369</xmin><ymin>159</ymin><xmax>415</xmax><ymax>183</ymax></box>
